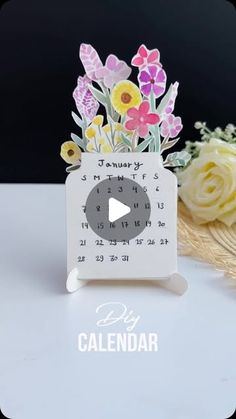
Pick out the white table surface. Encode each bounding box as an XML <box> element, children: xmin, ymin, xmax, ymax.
<box><xmin>0</xmin><ymin>184</ymin><xmax>235</xmax><ymax>419</ymax></box>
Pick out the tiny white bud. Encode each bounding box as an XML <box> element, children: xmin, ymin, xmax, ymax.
<box><xmin>194</xmin><ymin>121</ymin><xmax>202</xmax><ymax>129</ymax></box>
<box><xmin>226</xmin><ymin>124</ymin><xmax>235</xmax><ymax>133</ymax></box>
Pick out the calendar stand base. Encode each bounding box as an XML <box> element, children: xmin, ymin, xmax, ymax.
<box><xmin>66</xmin><ymin>269</ymin><xmax>188</xmax><ymax>295</ymax></box>
<box><xmin>66</xmin><ymin>268</ymin><xmax>87</xmax><ymax>293</ymax></box>
<box><xmin>154</xmin><ymin>273</ymin><xmax>188</xmax><ymax>296</ymax></box>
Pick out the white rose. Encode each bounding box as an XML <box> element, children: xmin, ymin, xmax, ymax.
<box><xmin>178</xmin><ymin>138</ymin><xmax>236</xmax><ymax>226</ymax></box>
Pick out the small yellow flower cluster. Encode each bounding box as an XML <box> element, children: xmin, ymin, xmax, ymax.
<box><xmin>85</xmin><ymin>115</ymin><xmax>127</xmax><ymax>153</ymax></box>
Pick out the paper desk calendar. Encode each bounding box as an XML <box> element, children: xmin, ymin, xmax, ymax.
<box><xmin>60</xmin><ymin>43</ymin><xmax>190</xmax><ymax>295</ymax></box>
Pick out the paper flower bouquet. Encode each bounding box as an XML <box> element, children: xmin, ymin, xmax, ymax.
<box><xmin>60</xmin><ymin>43</ymin><xmax>190</xmax><ymax>171</ymax></box>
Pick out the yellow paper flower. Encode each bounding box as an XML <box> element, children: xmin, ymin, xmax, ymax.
<box><xmin>85</xmin><ymin>126</ymin><xmax>96</xmax><ymax>140</ymax></box>
<box><xmin>60</xmin><ymin>141</ymin><xmax>81</xmax><ymax>164</ymax></box>
<box><xmin>98</xmin><ymin>138</ymin><xmax>105</xmax><ymax>145</ymax></box>
<box><xmin>178</xmin><ymin>138</ymin><xmax>236</xmax><ymax>226</ymax></box>
<box><xmin>103</xmin><ymin>124</ymin><xmax>111</xmax><ymax>134</ymax></box>
<box><xmin>115</xmin><ymin>123</ymin><xmax>123</xmax><ymax>131</ymax></box>
<box><xmin>101</xmin><ymin>144</ymin><xmax>113</xmax><ymax>153</ymax></box>
<box><xmin>111</xmin><ymin>80</ymin><xmax>142</xmax><ymax>115</ymax></box>
<box><xmin>86</xmin><ymin>143</ymin><xmax>94</xmax><ymax>152</ymax></box>
<box><xmin>92</xmin><ymin>115</ymin><xmax>104</xmax><ymax>126</ymax></box>
<box><xmin>102</xmin><ymin>124</ymin><xmax>125</xmax><ymax>146</ymax></box>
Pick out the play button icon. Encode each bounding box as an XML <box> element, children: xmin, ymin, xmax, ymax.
<box><xmin>108</xmin><ymin>198</ymin><xmax>131</xmax><ymax>222</ymax></box>
<box><xmin>85</xmin><ymin>176</ymin><xmax>151</xmax><ymax>242</ymax></box>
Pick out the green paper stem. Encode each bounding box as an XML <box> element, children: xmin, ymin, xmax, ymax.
<box><xmin>149</xmin><ymin>91</ymin><xmax>161</xmax><ymax>153</ymax></box>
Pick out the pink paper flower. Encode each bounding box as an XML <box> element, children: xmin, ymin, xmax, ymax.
<box><xmin>125</xmin><ymin>101</ymin><xmax>160</xmax><ymax>138</ymax></box>
<box><xmin>138</xmin><ymin>65</ymin><xmax>167</xmax><ymax>98</ymax></box>
<box><xmin>160</xmin><ymin>114</ymin><xmax>183</xmax><ymax>138</ymax></box>
<box><xmin>95</xmin><ymin>54</ymin><xmax>131</xmax><ymax>88</ymax></box>
<box><xmin>131</xmin><ymin>44</ymin><xmax>162</xmax><ymax>69</ymax></box>
<box><xmin>162</xmin><ymin>82</ymin><xmax>179</xmax><ymax>117</ymax></box>
<box><xmin>73</xmin><ymin>75</ymin><xmax>99</xmax><ymax>121</ymax></box>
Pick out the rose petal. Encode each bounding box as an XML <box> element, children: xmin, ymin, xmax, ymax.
<box><xmin>152</xmin><ymin>84</ymin><xmax>165</xmax><ymax>98</ymax></box>
<box><xmin>103</xmin><ymin>74</ymin><xmax>115</xmax><ymax>89</ymax></box>
<box><xmin>139</xmin><ymin>70</ymin><xmax>150</xmax><ymax>83</ymax></box>
<box><xmin>156</xmin><ymin>68</ymin><xmax>166</xmax><ymax>83</ymax></box>
<box><xmin>106</xmin><ymin>54</ymin><xmax>118</xmax><ymax>70</ymax></box>
<box><xmin>95</xmin><ymin>67</ymin><xmax>109</xmax><ymax>79</ymax></box>
<box><xmin>139</xmin><ymin>101</ymin><xmax>150</xmax><ymax>116</ymax></box>
<box><xmin>138</xmin><ymin>44</ymin><xmax>148</xmax><ymax>58</ymax></box>
<box><xmin>170</xmin><ymin>128</ymin><xmax>177</xmax><ymax>138</ymax></box>
<box><xmin>118</xmin><ymin>63</ymin><xmax>132</xmax><ymax>79</ymax></box>
<box><xmin>127</xmin><ymin>107</ymin><xmax>139</xmax><ymax>118</ymax></box>
<box><xmin>168</xmin><ymin>114</ymin><xmax>174</xmax><ymax>124</ymax></box>
<box><xmin>145</xmin><ymin>113</ymin><xmax>160</xmax><ymax>125</ymax></box>
<box><xmin>138</xmin><ymin>123</ymin><xmax>149</xmax><ymax>138</ymax></box>
<box><xmin>160</xmin><ymin>122</ymin><xmax>169</xmax><ymax>137</ymax></box>
<box><xmin>148</xmin><ymin>65</ymin><xmax>158</xmax><ymax>79</ymax></box>
<box><xmin>131</xmin><ymin>56</ymin><xmax>144</xmax><ymax>66</ymax></box>
<box><xmin>147</xmin><ymin>49</ymin><xmax>160</xmax><ymax>63</ymax></box>
<box><xmin>141</xmin><ymin>83</ymin><xmax>152</xmax><ymax>96</ymax></box>
<box><xmin>174</xmin><ymin>116</ymin><xmax>182</xmax><ymax>126</ymax></box>
<box><xmin>125</xmin><ymin>119</ymin><xmax>138</xmax><ymax>131</ymax></box>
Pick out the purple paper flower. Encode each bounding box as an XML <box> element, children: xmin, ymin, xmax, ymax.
<box><xmin>160</xmin><ymin>114</ymin><xmax>183</xmax><ymax>138</ymax></box>
<box><xmin>95</xmin><ymin>54</ymin><xmax>131</xmax><ymax>88</ymax></box>
<box><xmin>79</xmin><ymin>43</ymin><xmax>103</xmax><ymax>81</ymax></box>
<box><xmin>138</xmin><ymin>65</ymin><xmax>167</xmax><ymax>98</ymax></box>
<box><xmin>73</xmin><ymin>75</ymin><xmax>99</xmax><ymax>121</ymax></box>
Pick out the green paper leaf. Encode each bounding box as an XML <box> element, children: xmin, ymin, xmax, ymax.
<box><xmin>164</xmin><ymin>150</ymin><xmax>191</xmax><ymax>167</ymax></box>
<box><xmin>89</xmin><ymin>85</ymin><xmax>107</xmax><ymax>106</ymax></box>
<box><xmin>112</xmin><ymin>111</ymin><xmax>120</xmax><ymax>122</ymax></box>
<box><xmin>66</xmin><ymin>163</ymin><xmax>81</xmax><ymax>173</ymax></box>
<box><xmin>156</xmin><ymin>84</ymin><xmax>173</xmax><ymax>116</ymax></box>
<box><xmin>71</xmin><ymin>111</ymin><xmax>84</xmax><ymax>129</ymax></box>
<box><xmin>149</xmin><ymin>140</ymin><xmax>155</xmax><ymax>152</ymax></box>
<box><xmin>161</xmin><ymin>137</ymin><xmax>180</xmax><ymax>153</ymax></box>
<box><xmin>135</xmin><ymin>136</ymin><xmax>153</xmax><ymax>152</ymax></box>
<box><xmin>71</xmin><ymin>133</ymin><xmax>85</xmax><ymax>150</ymax></box>
<box><xmin>120</xmin><ymin>133</ymin><xmax>132</xmax><ymax>149</ymax></box>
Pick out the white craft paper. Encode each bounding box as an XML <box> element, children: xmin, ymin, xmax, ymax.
<box><xmin>66</xmin><ymin>152</ymin><xmax>178</xmax><ymax>280</ymax></box>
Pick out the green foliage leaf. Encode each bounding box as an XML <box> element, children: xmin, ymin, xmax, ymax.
<box><xmin>135</xmin><ymin>136</ymin><xmax>153</xmax><ymax>152</ymax></box>
<box><xmin>120</xmin><ymin>133</ymin><xmax>132</xmax><ymax>149</ymax></box>
<box><xmin>161</xmin><ymin>137</ymin><xmax>179</xmax><ymax>153</ymax></box>
<box><xmin>164</xmin><ymin>150</ymin><xmax>191</xmax><ymax>167</ymax></box>
<box><xmin>66</xmin><ymin>163</ymin><xmax>81</xmax><ymax>173</ymax></box>
<box><xmin>149</xmin><ymin>141</ymin><xmax>155</xmax><ymax>152</ymax></box>
<box><xmin>156</xmin><ymin>84</ymin><xmax>173</xmax><ymax>116</ymax></box>
<box><xmin>89</xmin><ymin>85</ymin><xmax>107</xmax><ymax>106</ymax></box>
<box><xmin>71</xmin><ymin>133</ymin><xmax>85</xmax><ymax>150</ymax></box>
<box><xmin>71</xmin><ymin>111</ymin><xmax>84</xmax><ymax>129</ymax></box>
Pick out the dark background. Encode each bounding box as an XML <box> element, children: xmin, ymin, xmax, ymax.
<box><xmin>0</xmin><ymin>0</ymin><xmax>235</xmax><ymax>183</ymax></box>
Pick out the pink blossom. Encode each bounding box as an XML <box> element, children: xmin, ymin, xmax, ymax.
<box><xmin>138</xmin><ymin>65</ymin><xmax>167</xmax><ymax>98</ymax></box>
<box><xmin>162</xmin><ymin>82</ymin><xmax>179</xmax><ymax>118</ymax></box>
<box><xmin>95</xmin><ymin>54</ymin><xmax>131</xmax><ymax>88</ymax></box>
<box><xmin>73</xmin><ymin>75</ymin><xmax>99</xmax><ymax>121</ymax></box>
<box><xmin>160</xmin><ymin>114</ymin><xmax>183</xmax><ymax>138</ymax></box>
<box><xmin>131</xmin><ymin>44</ymin><xmax>162</xmax><ymax>69</ymax></box>
<box><xmin>125</xmin><ymin>101</ymin><xmax>160</xmax><ymax>138</ymax></box>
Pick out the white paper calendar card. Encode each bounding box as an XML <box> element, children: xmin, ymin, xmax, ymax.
<box><xmin>59</xmin><ymin>43</ymin><xmax>190</xmax><ymax>294</ymax></box>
